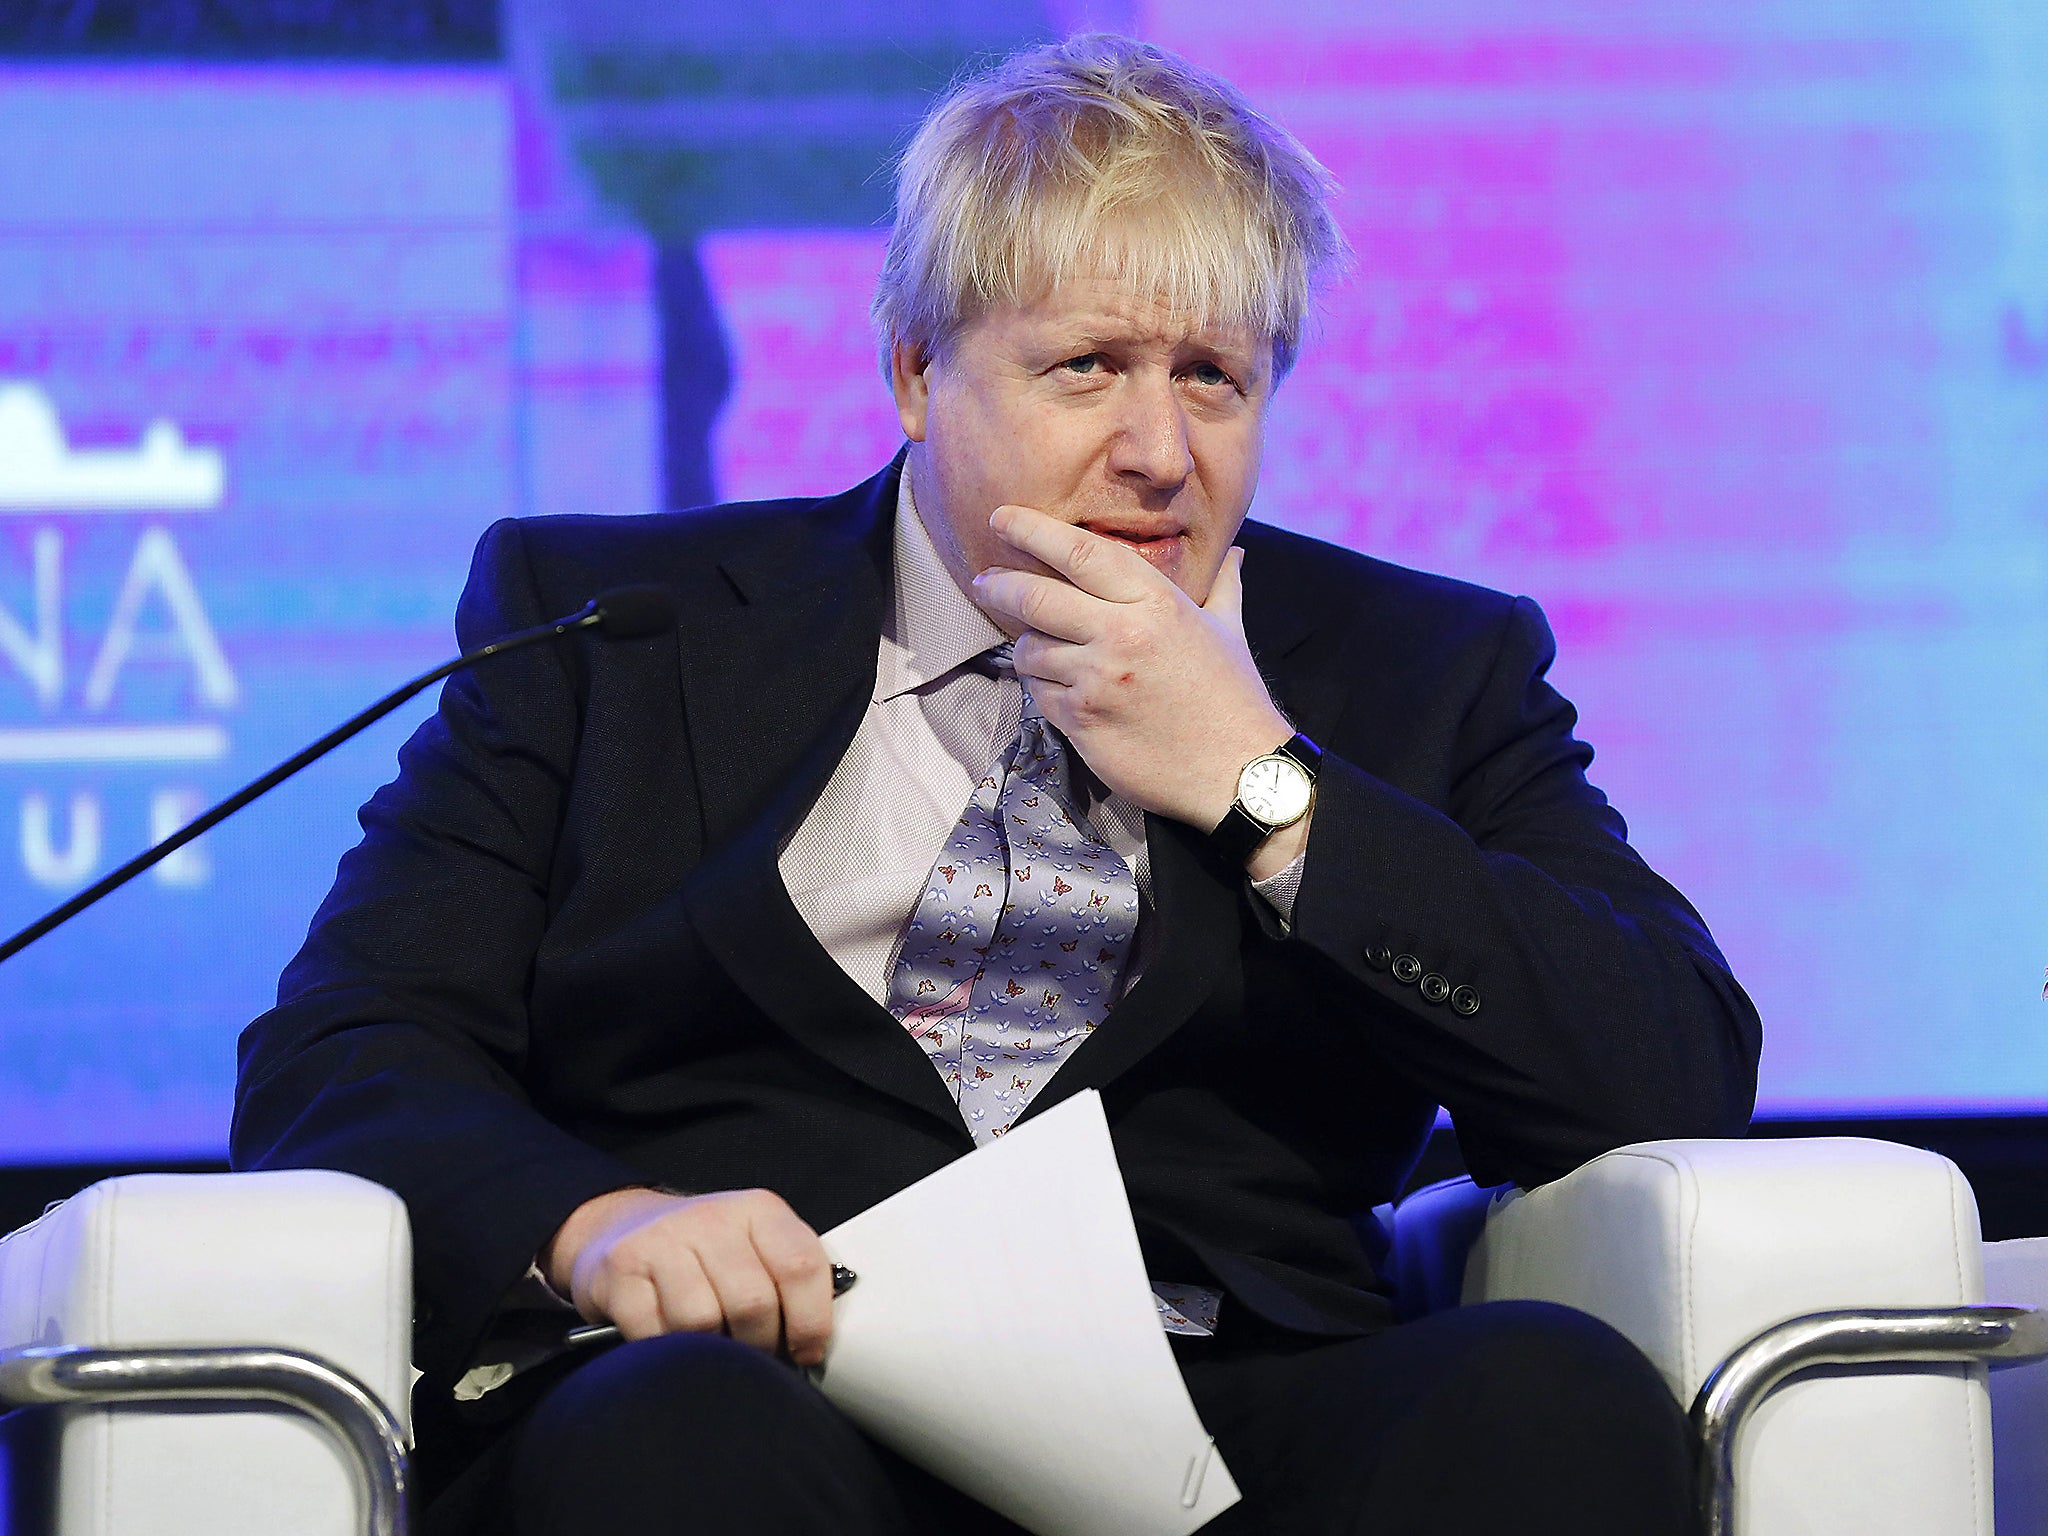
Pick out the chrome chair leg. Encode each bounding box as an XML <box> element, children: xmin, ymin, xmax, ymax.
<box><xmin>1692</xmin><ymin>1305</ymin><xmax>2048</xmax><ymax>1536</ymax></box>
<box><xmin>0</xmin><ymin>1344</ymin><xmax>407</xmax><ymax>1536</ymax></box>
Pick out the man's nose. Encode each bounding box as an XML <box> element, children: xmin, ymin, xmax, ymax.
<box><xmin>1107</xmin><ymin>371</ymin><xmax>1194</xmax><ymax>490</ymax></box>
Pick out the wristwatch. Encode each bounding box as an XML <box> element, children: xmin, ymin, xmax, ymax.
<box><xmin>1209</xmin><ymin>733</ymin><xmax>1322</xmax><ymax>867</ymax></box>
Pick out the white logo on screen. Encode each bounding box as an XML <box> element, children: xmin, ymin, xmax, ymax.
<box><xmin>0</xmin><ymin>382</ymin><xmax>235</xmax><ymax>891</ymax></box>
<box><xmin>0</xmin><ymin>383</ymin><xmax>224</xmax><ymax>511</ymax></box>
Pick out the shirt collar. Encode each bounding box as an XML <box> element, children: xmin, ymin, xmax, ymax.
<box><xmin>877</xmin><ymin>468</ymin><xmax>1008</xmax><ymax>702</ymax></box>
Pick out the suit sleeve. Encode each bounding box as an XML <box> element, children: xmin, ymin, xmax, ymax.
<box><xmin>231</xmin><ymin>518</ymin><xmax>645</xmax><ymax>1386</ymax></box>
<box><xmin>1287</xmin><ymin>596</ymin><xmax>1762</xmax><ymax>1189</ymax></box>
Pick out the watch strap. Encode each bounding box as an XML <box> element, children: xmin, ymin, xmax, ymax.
<box><xmin>1274</xmin><ymin>732</ymin><xmax>1323</xmax><ymax>776</ymax></box>
<box><xmin>1209</xmin><ymin>802</ymin><xmax>1273</xmax><ymax>868</ymax></box>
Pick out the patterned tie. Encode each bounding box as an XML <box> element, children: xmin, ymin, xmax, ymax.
<box><xmin>887</xmin><ymin>642</ymin><xmax>1142</xmax><ymax>1143</ymax></box>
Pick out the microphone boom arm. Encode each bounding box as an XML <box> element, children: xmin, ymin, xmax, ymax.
<box><xmin>0</xmin><ymin>599</ymin><xmax>614</xmax><ymax>966</ymax></box>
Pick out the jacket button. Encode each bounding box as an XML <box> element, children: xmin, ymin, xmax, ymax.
<box><xmin>1391</xmin><ymin>954</ymin><xmax>1422</xmax><ymax>984</ymax></box>
<box><xmin>1364</xmin><ymin>944</ymin><xmax>1392</xmax><ymax>970</ymax></box>
<box><xmin>1451</xmin><ymin>985</ymin><xmax>1481</xmax><ymax>1017</ymax></box>
<box><xmin>1419</xmin><ymin>973</ymin><xmax>1450</xmax><ymax>1004</ymax></box>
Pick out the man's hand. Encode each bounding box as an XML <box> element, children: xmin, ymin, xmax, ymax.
<box><xmin>542</xmin><ymin>1186</ymin><xmax>836</xmax><ymax>1367</ymax></box>
<box><xmin>970</xmin><ymin>504</ymin><xmax>1306</xmax><ymax>875</ymax></box>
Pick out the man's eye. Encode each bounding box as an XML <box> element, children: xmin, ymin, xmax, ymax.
<box><xmin>1188</xmin><ymin>361</ymin><xmax>1236</xmax><ymax>388</ymax></box>
<box><xmin>1059</xmin><ymin>354</ymin><xmax>1103</xmax><ymax>374</ymax></box>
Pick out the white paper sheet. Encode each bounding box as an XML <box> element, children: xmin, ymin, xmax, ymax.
<box><xmin>815</xmin><ymin>1090</ymin><xmax>1241</xmax><ymax>1536</ymax></box>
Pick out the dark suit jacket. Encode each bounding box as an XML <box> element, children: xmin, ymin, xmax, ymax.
<box><xmin>233</xmin><ymin>458</ymin><xmax>1761</xmax><ymax>1406</ymax></box>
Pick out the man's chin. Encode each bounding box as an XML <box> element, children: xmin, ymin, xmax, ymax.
<box><xmin>1142</xmin><ymin>539</ymin><xmax>1231</xmax><ymax>604</ymax></box>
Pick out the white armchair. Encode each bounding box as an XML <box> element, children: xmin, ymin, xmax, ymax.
<box><xmin>1389</xmin><ymin>1136</ymin><xmax>2048</xmax><ymax>1536</ymax></box>
<box><xmin>0</xmin><ymin>1171</ymin><xmax>412</xmax><ymax>1536</ymax></box>
<box><xmin>2</xmin><ymin>1140</ymin><xmax>2045</xmax><ymax>1536</ymax></box>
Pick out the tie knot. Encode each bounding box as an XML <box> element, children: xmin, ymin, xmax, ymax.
<box><xmin>984</xmin><ymin>640</ymin><xmax>1047</xmax><ymax>728</ymax></box>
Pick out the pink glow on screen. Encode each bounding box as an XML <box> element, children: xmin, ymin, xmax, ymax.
<box><xmin>701</xmin><ymin>231</ymin><xmax>904</xmax><ymax>502</ymax></box>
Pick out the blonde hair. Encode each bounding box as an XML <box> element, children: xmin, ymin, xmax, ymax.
<box><xmin>872</xmin><ymin>34</ymin><xmax>1347</xmax><ymax>380</ymax></box>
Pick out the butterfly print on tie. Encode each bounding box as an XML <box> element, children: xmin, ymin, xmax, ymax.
<box><xmin>885</xmin><ymin>643</ymin><xmax>1139</xmax><ymax>1144</ymax></box>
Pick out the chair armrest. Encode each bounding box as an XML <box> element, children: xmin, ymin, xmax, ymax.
<box><xmin>0</xmin><ymin>1170</ymin><xmax>411</xmax><ymax>1433</ymax></box>
<box><xmin>1461</xmin><ymin>1137</ymin><xmax>1984</xmax><ymax>1396</ymax></box>
<box><xmin>1462</xmin><ymin>1137</ymin><xmax>1991</xmax><ymax>1536</ymax></box>
<box><xmin>0</xmin><ymin>1171</ymin><xmax>413</xmax><ymax>1536</ymax></box>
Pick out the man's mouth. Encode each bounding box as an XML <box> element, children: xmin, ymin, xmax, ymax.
<box><xmin>1080</xmin><ymin>521</ymin><xmax>1186</xmax><ymax>570</ymax></box>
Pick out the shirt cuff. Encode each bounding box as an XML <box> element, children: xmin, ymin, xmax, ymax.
<box><xmin>521</xmin><ymin>1259</ymin><xmax>577</xmax><ymax>1310</ymax></box>
<box><xmin>1247</xmin><ymin>850</ymin><xmax>1306</xmax><ymax>935</ymax></box>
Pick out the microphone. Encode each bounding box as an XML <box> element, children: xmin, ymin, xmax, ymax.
<box><xmin>0</xmin><ymin>584</ymin><xmax>680</xmax><ymax>965</ymax></box>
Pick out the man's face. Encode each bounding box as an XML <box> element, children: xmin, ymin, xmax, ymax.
<box><xmin>892</xmin><ymin>271</ymin><xmax>1275</xmax><ymax>612</ymax></box>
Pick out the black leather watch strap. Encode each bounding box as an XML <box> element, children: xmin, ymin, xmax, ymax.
<box><xmin>1276</xmin><ymin>732</ymin><xmax>1323</xmax><ymax>775</ymax></box>
<box><xmin>1209</xmin><ymin>733</ymin><xmax>1323</xmax><ymax>868</ymax></box>
<box><xmin>1209</xmin><ymin>802</ymin><xmax>1271</xmax><ymax>869</ymax></box>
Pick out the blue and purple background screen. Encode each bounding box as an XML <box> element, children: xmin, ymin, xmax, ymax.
<box><xmin>1</xmin><ymin>2</ymin><xmax>2044</xmax><ymax>1162</ymax></box>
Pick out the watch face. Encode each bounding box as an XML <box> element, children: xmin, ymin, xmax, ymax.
<box><xmin>1238</xmin><ymin>755</ymin><xmax>1314</xmax><ymax>826</ymax></box>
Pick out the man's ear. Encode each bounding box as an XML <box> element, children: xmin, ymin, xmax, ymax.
<box><xmin>890</xmin><ymin>338</ymin><xmax>933</xmax><ymax>442</ymax></box>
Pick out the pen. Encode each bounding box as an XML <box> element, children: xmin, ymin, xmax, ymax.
<box><xmin>564</xmin><ymin>1262</ymin><xmax>859</xmax><ymax>1349</ymax></box>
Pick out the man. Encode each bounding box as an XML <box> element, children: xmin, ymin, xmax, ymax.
<box><xmin>235</xmin><ymin>34</ymin><xmax>1761</xmax><ymax>1536</ymax></box>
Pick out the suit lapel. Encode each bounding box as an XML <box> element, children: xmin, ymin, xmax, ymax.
<box><xmin>674</xmin><ymin>577</ymin><xmax>876</xmax><ymax>851</ymax></box>
<box><xmin>676</xmin><ymin>465</ymin><xmax>973</xmax><ymax>1139</ymax></box>
<box><xmin>1241</xmin><ymin>538</ymin><xmax>1341</xmax><ymax>744</ymax></box>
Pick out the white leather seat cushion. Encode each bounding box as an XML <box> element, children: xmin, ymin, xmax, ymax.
<box><xmin>1464</xmin><ymin>1137</ymin><xmax>1990</xmax><ymax>1536</ymax></box>
<box><xmin>0</xmin><ymin>1170</ymin><xmax>411</xmax><ymax>1536</ymax></box>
